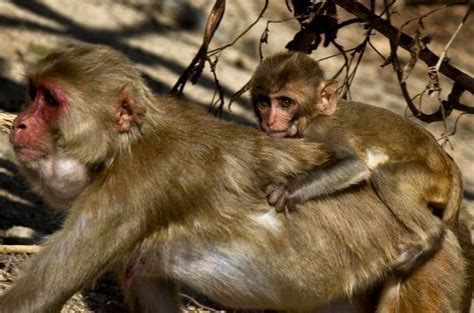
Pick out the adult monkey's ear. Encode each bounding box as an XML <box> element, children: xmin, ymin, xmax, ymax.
<box><xmin>115</xmin><ymin>91</ymin><xmax>146</xmax><ymax>133</ymax></box>
<box><xmin>316</xmin><ymin>80</ymin><xmax>338</xmax><ymax>116</ymax></box>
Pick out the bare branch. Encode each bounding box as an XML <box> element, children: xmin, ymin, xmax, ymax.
<box><xmin>444</xmin><ymin>82</ymin><xmax>474</xmax><ymax>114</ymax></box>
<box><xmin>0</xmin><ymin>245</ymin><xmax>40</xmax><ymax>254</ymax></box>
<box><xmin>335</xmin><ymin>17</ymin><xmax>362</xmax><ymax>30</ymax></box>
<box><xmin>228</xmin><ymin>80</ymin><xmax>251</xmax><ymax>111</ymax></box>
<box><xmin>208</xmin><ymin>0</ymin><xmax>269</xmax><ymax>57</ymax></box>
<box><xmin>328</xmin><ymin>40</ymin><xmax>351</xmax><ymax>90</ymax></box>
<box><xmin>0</xmin><ymin>112</ymin><xmax>15</xmax><ymax>133</ymax></box>
<box><xmin>401</xmin><ymin>21</ymin><xmax>424</xmax><ymax>82</ymax></box>
<box><xmin>437</xmin><ymin>113</ymin><xmax>468</xmax><ymax>144</ymax></box>
<box><xmin>316</xmin><ymin>46</ymin><xmax>358</xmax><ymax>62</ymax></box>
<box><xmin>335</xmin><ymin>0</ymin><xmax>474</xmax><ymax>95</ymax></box>
<box><xmin>434</xmin><ymin>4</ymin><xmax>471</xmax><ymax>73</ymax></box>
<box><xmin>259</xmin><ymin>17</ymin><xmax>298</xmax><ymax>60</ymax></box>
<box><xmin>367</xmin><ymin>39</ymin><xmax>386</xmax><ymax>60</ymax></box>
<box><xmin>170</xmin><ymin>0</ymin><xmax>225</xmax><ymax>95</ymax></box>
<box><xmin>180</xmin><ymin>293</ymin><xmax>220</xmax><ymax>312</ymax></box>
<box><xmin>207</xmin><ymin>56</ymin><xmax>225</xmax><ymax>116</ymax></box>
<box><xmin>400</xmin><ymin>1</ymin><xmax>466</xmax><ymax>30</ymax></box>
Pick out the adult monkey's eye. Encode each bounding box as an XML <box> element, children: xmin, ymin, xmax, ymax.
<box><xmin>280</xmin><ymin>97</ymin><xmax>293</xmax><ymax>109</ymax></box>
<box><xmin>44</xmin><ymin>89</ymin><xmax>59</xmax><ymax>107</ymax></box>
<box><xmin>28</xmin><ymin>79</ymin><xmax>37</xmax><ymax>100</ymax></box>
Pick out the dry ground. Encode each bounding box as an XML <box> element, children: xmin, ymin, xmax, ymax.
<box><xmin>0</xmin><ymin>1</ymin><xmax>472</xmax><ymax>312</ymax></box>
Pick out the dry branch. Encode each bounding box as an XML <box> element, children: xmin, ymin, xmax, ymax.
<box><xmin>180</xmin><ymin>293</ymin><xmax>221</xmax><ymax>312</ymax></box>
<box><xmin>0</xmin><ymin>245</ymin><xmax>40</xmax><ymax>254</ymax></box>
<box><xmin>335</xmin><ymin>0</ymin><xmax>474</xmax><ymax>94</ymax></box>
<box><xmin>0</xmin><ymin>112</ymin><xmax>15</xmax><ymax>133</ymax></box>
<box><xmin>170</xmin><ymin>0</ymin><xmax>225</xmax><ymax>95</ymax></box>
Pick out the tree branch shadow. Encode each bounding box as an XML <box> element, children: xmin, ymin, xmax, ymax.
<box><xmin>1</xmin><ymin>1</ymin><xmax>250</xmax><ymax>111</ymax></box>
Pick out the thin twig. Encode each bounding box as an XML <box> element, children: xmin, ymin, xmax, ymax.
<box><xmin>425</xmin><ymin>5</ymin><xmax>471</xmax><ymax>127</ymax></box>
<box><xmin>335</xmin><ymin>17</ymin><xmax>362</xmax><ymax>30</ymax></box>
<box><xmin>443</xmin><ymin>82</ymin><xmax>474</xmax><ymax>113</ymax></box>
<box><xmin>0</xmin><ymin>245</ymin><xmax>40</xmax><ymax>254</ymax></box>
<box><xmin>208</xmin><ymin>0</ymin><xmax>269</xmax><ymax>57</ymax></box>
<box><xmin>400</xmin><ymin>1</ymin><xmax>466</xmax><ymax>30</ymax></box>
<box><xmin>383</xmin><ymin>3</ymin><xmax>430</xmax><ymax>122</ymax></box>
<box><xmin>434</xmin><ymin>4</ymin><xmax>471</xmax><ymax>73</ymax></box>
<box><xmin>316</xmin><ymin>46</ymin><xmax>358</xmax><ymax>62</ymax></box>
<box><xmin>437</xmin><ymin>113</ymin><xmax>468</xmax><ymax>142</ymax></box>
<box><xmin>228</xmin><ymin>80</ymin><xmax>251</xmax><ymax>111</ymax></box>
<box><xmin>367</xmin><ymin>39</ymin><xmax>386</xmax><ymax>60</ymax></box>
<box><xmin>380</xmin><ymin>0</ymin><xmax>398</xmax><ymax>18</ymax></box>
<box><xmin>335</xmin><ymin>0</ymin><xmax>474</xmax><ymax>95</ymax></box>
<box><xmin>207</xmin><ymin>56</ymin><xmax>225</xmax><ymax>116</ymax></box>
<box><xmin>180</xmin><ymin>293</ymin><xmax>220</xmax><ymax>312</ymax></box>
<box><xmin>170</xmin><ymin>0</ymin><xmax>225</xmax><ymax>95</ymax></box>
<box><xmin>258</xmin><ymin>16</ymin><xmax>298</xmax><ymax>60</ymax></box>
<box><xmin>330</xmin><ymin>40</ymin><xmax>351</xmax><ymax>82</ymax></box>
<box><xmin>346</xmin><ymin>38</ymin><xmax>369</xmax><ymax>93</ymax></box>
<box><xmin>0</xmin><ymin>112</ymin><xmax>16</xmax><ymax>133</ymax></box>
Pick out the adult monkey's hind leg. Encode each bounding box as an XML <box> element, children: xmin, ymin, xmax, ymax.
<box><xmin>120</xmin><ymin>270</ymin><xmax>181</xmax><ymax>313</ymax></box>
<box><xmin>377</xmin><ymin>230</ymin><xmax>465</xmax><ymax>313</ymax></box>
<box><xmin>371</xmin><ymin>161</ymin><xmax>448</xmax><ymax>276</ymax></box>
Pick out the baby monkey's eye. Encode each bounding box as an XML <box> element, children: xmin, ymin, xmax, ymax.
<box><xmin>279</xmin><ymin>97</ymin><xmax>294</xmax><ymax>109</ymax></box>
<box><xmin>256</xmin><ymin>98</ymin><xmax>270</xmax><ymax>108</ymax></box>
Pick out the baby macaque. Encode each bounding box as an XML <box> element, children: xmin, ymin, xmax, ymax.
<box><xmin>250</xmin><ymin>52</ymin><xmax>463</xmax><ymax>276</ymax></box>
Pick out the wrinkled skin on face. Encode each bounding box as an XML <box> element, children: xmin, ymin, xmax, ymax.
<box><xmin>9</xmin><ymin>79</ymin><xmax>89</xmax><ymax>203</ymax></box>
<box><xmin>10</xmin><ymin>79</ymin><xmax>63</xmax><ymax>161</ymax></box>
<box><xmin>254</xmin><ymin>93</ymin><xmax>299</xmax><ymax>138</ymax></box>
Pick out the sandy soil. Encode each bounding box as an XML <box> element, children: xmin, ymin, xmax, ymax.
<box><xmin>0</xmin><ymin>1</ymin><xmax>472</xmax><ymax>312</ymax></box>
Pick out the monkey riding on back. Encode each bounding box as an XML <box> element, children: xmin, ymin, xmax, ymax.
<box><xmin>250</xmin><ymin>51</ymin><xmax>463</xmax><ymax>278</ymax></box>
<box><xmin>1</xmin><ymin>45</ymin><xmax>466</xmax><ymax>313</ymax></box>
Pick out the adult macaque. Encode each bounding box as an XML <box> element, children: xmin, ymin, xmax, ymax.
<box><xmin>1</xmin><ymin>45</ymin><xmax>465</xmax><ymax>313</ymax></box>
<box><xmin>250</xmin><ymin>52</ymin><xmax>463</xmax><ymax>276</ymax></box>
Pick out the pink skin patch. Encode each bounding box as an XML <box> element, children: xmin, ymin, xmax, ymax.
<box><xmin>124</xmin><ymin>264</ymin><xmax>135</xmax><ymax>290</ymax></box>
<box><xmin>13</xmin><ymin>146</ymin><xmax>48</xmax><ymax>160</ymax></box>
<box><xmin>10</xmin><ymin>79</ymin><xmax>68</xmax><ymax>161</ymax></box>
<box><xmin>259</xmin><ymin>95</ymin><xmax>299</xmax><ymax>138</ymax></box>
<box><xmin>263</xmin><ymin>123</ymin><xmax>298</xmax><ymax>138</ymax></box>
<box><xmin>115</xmin><ymin>91</ymin><xmax>146</xmax><ymax>133</ymax></box>
<box><xmin>123</xmin><ymin>255</ymin><xmax>148</xmax><ymax>290</ymax></box>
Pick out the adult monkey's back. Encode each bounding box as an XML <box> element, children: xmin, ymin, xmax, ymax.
<box><xmin>2</xmin><ymin>44</ymin><xmax>465</xmax><ymax>312</ymax></box>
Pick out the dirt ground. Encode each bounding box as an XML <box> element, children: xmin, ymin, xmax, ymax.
<box><xmin>0</xmin><ymin>1</ymin><xmax>472</xmax><ymax>312</ymax></box>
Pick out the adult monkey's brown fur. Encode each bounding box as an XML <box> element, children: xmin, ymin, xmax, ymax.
<box><xmin>251</xmin><ymin>52</ymin><xmax>463</xmax><ymax>278</ymax></box>
<box><xmin>1</xmin><ymin>45</ymin><xmax>465</xmax><ymax>312</ymax></box>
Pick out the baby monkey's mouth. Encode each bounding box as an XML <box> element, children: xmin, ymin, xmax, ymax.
<box><xmin>264</xmin><ymin>121</ymin><xmax>298</xmax><ymax>138</ymax></box>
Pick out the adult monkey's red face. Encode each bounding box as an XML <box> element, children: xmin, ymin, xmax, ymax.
<box><xmin>9</xmin><ymin>45</ymin><xmax>147</xmax><ymax>205</ymax></box>
<box><xmin>10</xmin><ymin>78</ymin><xmax>67</xmax><ymax>161</ymax></box>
